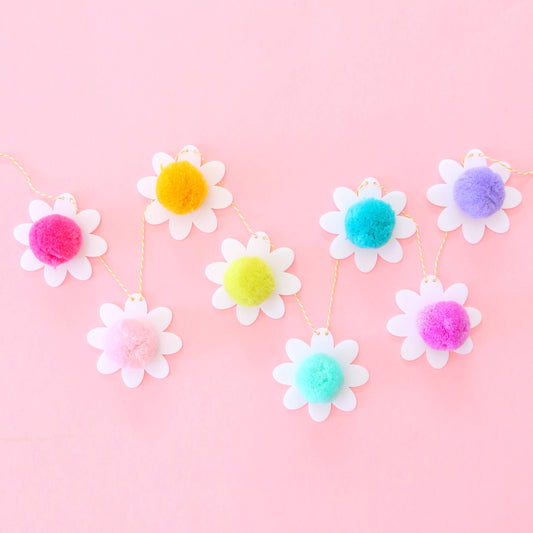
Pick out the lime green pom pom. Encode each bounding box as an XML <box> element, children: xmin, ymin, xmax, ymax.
<box><xmin>223</xmin><ymin>256</ymin><xmax>275</xmax><ymax>307</ymax></box>
<box><xmin>295</xmin><ymin>353</ymin><xmax>344</xmax><ymax>403</ymax></box>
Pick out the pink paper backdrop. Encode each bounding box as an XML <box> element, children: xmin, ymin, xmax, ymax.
<box><xmin>1</xmin><ymin>1</ymin><xmax>532</xmax><ymax>531</ymax></box>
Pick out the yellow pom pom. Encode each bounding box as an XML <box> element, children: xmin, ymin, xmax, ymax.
<box><xmin>223</xmin><ymin>256</ymin><xmax>275</xmax><ymax>307</ymax></box>
<box><xmin>155</xmin><ymin>161</ymin><xmax>208</xmax><ymax>215</ymax></box>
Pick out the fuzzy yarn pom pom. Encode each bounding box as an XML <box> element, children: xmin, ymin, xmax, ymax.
<box><xmin>416</xmin><ymin>301</ymin><xmax>470</xmax><ymax>351</ymax></box>
<box><xmin>453</xmin><ymin>167</ymin><xmax>505</xmax><ymax>218</ymax></box>
<box><xmin>105</xmin><ymin>318</ymin><xmax>158</xmax><ymax>368</ymax></box>
<box><xmin>295</xmin><ymin>353</ymin><xmax>344</xmax><ymax>403</ymax></box>
<box><xmin>344</xmin><ymin>198</ymin><xmax>396</xmax><ymax>248</ymax></box>
<box><xmin>29</xmin><ymin>214</ymin><xmax>82</xmax><ymax>267</ymax></box>
<box><xmin>223</xmin><ymin>256</ymin><xmax>275</xmax><ymax>307</ymax></box>
<box><xmin>155</xmin><ymin>161</ymin><xmax>208</xmax><ymax>215</ymax></box>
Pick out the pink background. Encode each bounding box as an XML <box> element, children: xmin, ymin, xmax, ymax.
<box><xmin>1</xmin><ymin>1</ymin><xmax>532</xmax><ymax>531</ymax></box>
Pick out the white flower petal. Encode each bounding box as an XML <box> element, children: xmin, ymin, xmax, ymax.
<box><xmin>444</xmin><ymin>283</ymin><xmax>468</xmax><ymax>305</ymax></box>
<box><xmin>273</xmin><ymin>362</ymin><xmax>296</xmax><ymax>385</ymax></box>
<box><xmin>14</xmin><ymin>223</ymin><xmax>32</xmax><ymax>245</ymax></box>
<box><xmin>212</xmin><ymin>286</ymin><xmax>235</xmax><ymax>309</ymax></box>
<box><xmin>333</xmin><ymin>187</ymin><xmax>357</xmax><ymax>211</ymax></box>
<box><xmin>332</xmin><ymin>387</ymin><xmax>357</xmax><ymax>411</ymax></box>
<box><xmin>330</xmin><ymin>235</ymin><xmax>356</xmax><ymax>260</ymax></box>
<box><xmin>490</xmin><ymin>162</ymin><xmax>511</xmax><ymax>183</ymax></box>
<box><xmin>502</xmin><ymin>187</ymin><xmax>522</xmax><ymax>209</ymax></box>
<box><xmin>100</xmin><ymin>303</ymin><xmax>123</xmax><ymax>327</ymax></box>
<box><xmin>276</xmin><ymin>272</ymin><xmax>301</xmax><ymax>296</ymax></box>
<box><xmin>320</xmin><ymin>211</ymin><xmax>345</xmax><ymax>235</ymax></box>
<box><xmin>53</xmin><ymin>196</ymin><xmax>77</xmax><ymax>218</ymax></box>
<box><xmin>439</xmin><ymin>159</ymin><xmax>464</xmax><ymax>183</ymax></box>
<box><xmin>392</xmin><ymin>216</ymin><xmax>416</xmax><ymax>239</ymax></box>
<box><xmin>144</xmin><ymin>354</ymin><xmax>170</xmax><ymax>378</ymax></box>
<box><xmin>177</xmin><ymin>145</ymin><xmax>202</xmax><ymax>167</ymax></box>
<box><xmin>377</xmin><ymin>238</ymin><xmax>403</xmax><ymax>263</ymax></box>
<box><xmin>192</xmin><ymin>206</ymin><xmax>217</xmax><ymax>233</ymax></box>
<box><xmin>205</xmin><ymin>262</ymin><xmax>228</xmax><ymax>284</ymax></box>
<box><xmin>358</xmin><ymin>181</ymin><xmax>382</xmax><ymax>199</ymax></box>
<box><xmin>438</xmin><ymin>206</ymin><xmax>463</xmax><ymax>231</ymax></box>
<box><xmin>462</xmin><ymin>218</ymin><xmax>485</xmax><ymax>244</ymax></box>
<box><xmin>465</xmin><ymin>307</ymin><xmax>482</xmax><ymax>328</ymax></box>
<box><xmin>308</xmin><ymin>402</ymin><xmax>331</xmax><ymax>422</ymax></box>
<box><xmin>354</xmin><ymin>247</ymin><xmax>378</xmax><ymax>272</ymax></box>
<box><xmin>454</xmin><ymin>337</ymin><xmax>473</xmax><ymax>355</ymax></box>
<box><xmin>67</xmin><ymin>256</ymin><xmax>92</xmax><ymax>280</ymax></box>
<box><xmin>286</xmin><ymin>338</ymin><xmax>311</xmax><ymax>362</ymax></box>
<box><xmin>206</xmin><ymin>185</ymin><xmax>232</xmax><ymax>209</ymax></box>
<box><xmin>221</xmin><ymin>238</ymin><xmax>246</xmax><ymax>262</ymax></box>
<box><xmin>485</xmin><ymin>210</ymin><xmax>510</xmax><ymax>233</ymax></box>
<box><xmin>44</xmin><ymin>264</ymin><xmax>67</xmax><ymax>287</ymax></box>
<box><xmin>29</xmin><ymin>200</ymin><xmax>52</xmax><ymax>222</ymax></box>
<box><xmin>268</xmin><ymin>247</ymin><xmax>294</xmax><ymax>273</ymax></box>
<box><xmin>261</xmin><ymin>294</ymin><xmax>285</xmax><ymax>319</ymax></box>
<box><xmin>396</xmin><ymin>289</ymin><xmax>420</xmax><ymax>314</ymax></box>
<box><xmin>246</xmin><ymin>232</ymin><xmax>271</xmax><ymax>257</ymax></box>
<box><xmin>124</xmin><ymin>295</ymin><xmax>147</xmax><ymax>317</ymax></box>
<box><xmin>160</xmin><ymin>332</ymin><xmax>181</xmax><ymax>355</ymax></box>
<box><xmin>387</xmin><ymin>314</ymin><xmax>410</xmax><ymax>337</ymax></box>
<box><xmin>236</xmin><ymin>305</ymin><xmax>260</xmax><ymax>326</ymax></box>
<box><xmin>401</xmin><ymin>335</ymin><xmax>426</xmax><ymax>361</ymax></box>
<box><xmin>333</xmin><ymin>340</ymin><xmax>359</xmax><ymax>364</ymax></box>
<box><xmin>145</xmin><ymin>201</ymin><xmax>170</xmax><ymax>225</ymax></box>
<box><xmin>121</xmin><ymin>367</ymin><xmax>145</xmax><ymax>388</ymax></box>
<box><xmin>426</xmin><ymin>348</ymin><xmax>449</xmax><ymax>369</ymax></box>
<box><xmin>148</xmin><ymin>307</ymin><xmax>172</xmax><ymax>332</ymax></box>
<box><xmin>200</xmin><ymin>161</ymin><xmax>225</xmax><ymax>185</ymax></box>
<box><xmin>20</xmin><ymin>248</ymin><xmax>43</xmax><ymax>271</ymax></box>
<box><xmin>97</xmin><ymin>353</ymin><xmax>120</xmax><ymax>374</ymax></box>
<box><xmin>310</xmin><ymin>329</ymin><xmax>334</xmax><ymax>354</ymax></box>
<box><xmin>463</xmin><ymin>149</ymin><xmax>486</xmax><ymax>170</ymax></box>
<box><xmin>169</xmin><ymin>215</ymin><xmax>193</xmax><ymax>240</ymax></box>
<box><xmin>75</xmin><ymin>209</ymin><xmax>101</xmax><ymax>233</ymax></box>
<box><xmin>283</xmin><ymin>386</ymin><xmax>307</xmax><ymax>410</ymax></box>
<box><xmin>137</xmin><ymin>176</ymin><xmax>157</xmax><ymax>200</ymax></box>
<box><xmin>343</xmin><ymin>365</ymin><xmax>369</xmax><ymax>387</ymax></box>
<box><xmin>80</xmin><ymin>234</ymin><xmax>107</xmax><ymax>257</ymax></box>
<box><xmin>382</xmin><ymin>191</ymin><xmax>406</xmax><ymax>215</ymax></box>
<box><xmin>419</xmin><ymin>278</ymin><xmax>443</xmax><ymax>299</ymax></box>
<box><xmin>152</xmin><ymin>152</ymin><xmax>174</xmax><ymax>175</ymax></box>
<box><xmin>87</xmin><ymin>327</ymin><xmax>108</xmax><ymax>349</ymax></box>
<box><xmin>426</xmin><ymin>184</ymin><xmax>450</xmax><ymax>207</ymax></box>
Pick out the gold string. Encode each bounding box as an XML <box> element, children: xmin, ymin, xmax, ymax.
<box><xmin>463</xmin><ymin>151</ymin><xmax>533</xmax><ymax>176</ymax></box>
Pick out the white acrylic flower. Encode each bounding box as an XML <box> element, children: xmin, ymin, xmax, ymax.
<box><xmin>427</xmin><ymin>148</ymin><xmax>522</xmax><ymax>244</ymax></box>
<box><xmin>87</xmin><ymin>294</ymin><xmax>182</xmax><ymax>388</ymax></box>
<box><xmin>205</xmin><ymin>231</ymin><xmax>301</xmax><ymax>326</ymax></box>
<box><xmin>387</xmin><ymin>278</ymin><xmax>482</xmax><ymax>369</ymax></box>
<box><xmin>273</xmin><ymin>328</ymin><xmax>369</xmax><ymax>422</ymax></box>
<box><xmin>13</xmin><ymin>193</ymin><xmax>107</xmax><ymax>287</ymax></box>
<box><xmin>137</xmin><ymin>145</ymin><xmax>233</xmax><ymax>240</ymax></box>
<box><xmin>320</xmin><ymin>178</ymin><xmax>416</xmax><ymax>272</ymax></box>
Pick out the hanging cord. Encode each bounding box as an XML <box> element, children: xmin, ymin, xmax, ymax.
<box><xmin>463</xmin><ymin>151</ymin><xmax>533</xmax><ymax>176</ymax></box>
<box><xmin>2</xmin><ymin>153</ymin><xmax>147</xmax><ymax>301</ymax></box>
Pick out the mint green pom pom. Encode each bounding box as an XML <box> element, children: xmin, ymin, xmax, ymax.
<box><xmin>344</xmin><ymin>198</ymin><xmax>395</xmax><ymax>248</ymax></box>
<box><xmin>295</xmin><ymin>353</ymin><xmax>344</xmax><ymax>403</ymax></box>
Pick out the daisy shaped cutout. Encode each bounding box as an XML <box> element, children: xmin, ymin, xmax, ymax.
<box><xmin>87</xmin><ymin>294</ymin><xmax>182</xmax><ymax>388</ymax></box>
<box><xmin>387</xmin><ymin>278</ymin><xmax>482</xmax><ymax>369</ymax></box>
<box><xmin>137</xmin><ymin>145</ymin><xmax>233</xmax><ymax>240</ymax></box>
<box><xmin>205</xmin><ymin>231</ymin><xmax>301</xmax><ymax>326</ymax></box>
<box><xmin>427</xmin><ymin>149</ymin><xmax>522</xmax><ymax>244</ymax></box>
<box><xmin>319</xmin><ymin>178</ymin><xmax>416</xmax><ymax>272</ymax></box>
<box><xmin>273</xmin><ymin>328</ymin><xmax>369</xmax><ymax>422</ymax></box>
<box><xmin>13</xmin><ymin>194</ymin><xmax>107</xmax><ymax>287</ymax></box>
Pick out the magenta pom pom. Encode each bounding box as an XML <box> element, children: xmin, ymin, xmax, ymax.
<box><xmin>29</xmin><ymin>214</ymin><xmax>82</xmax><ymax>266</ymax></box>
<box><xmin>105</xmin><ymin>319</ymin><xmax>157</xmax><ymax>368</ymax></box>
<box><xmin>416</xmin><ymin>300</ymin><xmax>470</xmax><ymax>351</ymax></box>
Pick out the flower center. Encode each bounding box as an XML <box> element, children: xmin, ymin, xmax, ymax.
<box><xmin>344</xmin><ymin>198</ymin><xmax>396</xmax><ymax>248</ymax></box>
<box><xmin>29</xmin><ymin>214</ymin><xmax>82</xmax><ymax>267</ymax></box>
<box><xmin>453</xmin><ymin>167</ymin><xmax>505</xmax><ymax>218</ymax></box>
<box><xmin>223</xmin><ymin>256</ymin><xmax>275</xmax><ymax>307</ymax></box>
<box><xmin>155</xmin><ymin>161</ymin><xmax>208</xmax><ymax>215</ymax></box>
<box><xmin>295</xmin><ymin>353</ymin><xmax>344</xmax><ymax>403</ymax></box>
<box><xmin>105</xmin><ymin>318</ymin><xmax>158</xmax><ymax>369</ymax></box>
<box><xmin>416</xmin><ymin>301</ymin><xmax>470</xmax><ymax>351</ymax></box>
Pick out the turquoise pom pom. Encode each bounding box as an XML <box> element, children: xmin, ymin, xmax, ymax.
<box><xmin>295</xmin><ymin>353</ymin><xmax>344</xmax><ymax>403</ymax></box>
<box><xmin>344</xmin><ymin>198</ymin><xmax>395</xmax><ymax>248</ymax></box>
